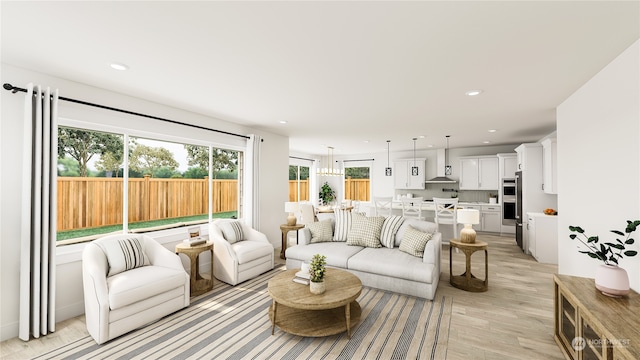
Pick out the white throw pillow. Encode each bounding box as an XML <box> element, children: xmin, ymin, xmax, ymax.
<box><xmin>346</xmin><ymin>213</ymin><xmax>385</xmax><ymax>248</ymax></box>
<box><xmin>96</xmin><ymin>237</ymin><xmax>149</xmax><ymax>277</ymax></box>
<box><xmin>219</xmin><ymin>221</ymin><xmax>245</xmax><ymax>243</ymax></box>
<box><xmin>399</xmin><ymin>225</ymin><xmax>433</xmax><ymax>257</ymax></box>
<box><xmin>380</xmin><ymin>216</ymin><xmax>405</xmax><ymax>248</ymax></box>
<box><xmin>333</xmin><ymin>209</ymin><xmax>353</xmax><ymax>241</ymax></box>
<box><xmin>307</xmin><ymin>219</ymin><xmax>334</xmax><ymax>243</ymax></box>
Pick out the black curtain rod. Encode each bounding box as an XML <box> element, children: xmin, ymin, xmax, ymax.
<box><xmin>3</xmin><ymin>83</ymin><xmax>250</xmax><ymax>140</ymax></box>
<box><xmin>289</xmin><ymin>156</ymin><xmax>315</xmax><ymax>162</ymax></box>
<box><xmin>343</xmin><ymin>158</ymin><xmax>375</xmax><ymax>162</ymax></box>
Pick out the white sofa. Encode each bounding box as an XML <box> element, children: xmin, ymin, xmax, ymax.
<box><xmin>285</xmin><ymin>215</ymin><xmax>442</xmax><ymax>300</ymax></box>
<box><xmin>82</xmin><ymin>234</ymin><xmax>190</xmax><ymax>344</ymax></box>
<box><xmin>208</xmin><ymin>218</ymin><xmax>275</xmax><ymax>285</ymax></box>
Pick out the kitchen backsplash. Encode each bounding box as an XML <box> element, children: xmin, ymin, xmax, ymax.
<box><xmin>394</xmin><ymin>184</ymin><xmax>498</xmax><ymax>203</ymax></box>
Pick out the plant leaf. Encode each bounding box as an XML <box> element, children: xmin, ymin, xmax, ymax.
<box><xmin>569</xmin><ymin>234</ymin><xmax>577</xmax><ymax>240</ymax></box>
<box><xmin>625</xmin><ymin>238</ymin><xmax>634</xmax><ymax>245</ymax></box>
<box><xmin>611</xmin><ymin>230</ymin><xmax>625</xmax><ymax>236</ymax></box>
<box><xmin>569</xmin><ymin>226</ymin><xmax>584</xmax><ymax>233</ymax></box>
<box><xmin>605</xmin><ymin>242</ymin><xmax>625</xmax><ymax>250</ymax></box>
<box><xmin>588</xmin><ymin>236</ymin><xmax>599</xmax><ymax>243</ymax></box>
<box><xmin>624</xmin><ymin>250</ymin><xmax>638</xmax><ymax>257</ymax></box>
<box><xmin>609</xmin><ymin>256</ymin><xmax>619</xmax><ymax>264</ymax></box>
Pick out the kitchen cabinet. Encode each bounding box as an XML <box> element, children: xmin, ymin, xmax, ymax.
<box><xmin>554</xmin><ymin>274</ymin><xmax>640</xmax><ymax>360</ymax></box>
<box><xmin>526</xmin><ymin>212</ymin><xmax>557</xmax><ymax>264</ymax></box>
<box><xmin>497</xmin><ymin>153</ymin><xmax>517</xmax><ymax>179</ymax></box>
<box><xmin>393</xmin><ymin>159</ymin><xmax>425</xmax><ymax>189</ymax></box>
<box><xmin>463</xmin><ymin>205</ymin><xmax>482</xmax><ymax>231</ymax></box>
<box><xmin>481</xmin><ymin>205</ymin><xmax>501</xmax><ymax>233</ymax></box>
<box><xmin>459</xmin><ymin>156</ymin><xmax>498</xmax><ymax>190</ymax></box>
<box><xmin>515</xmin><ymin>143</ymin><xmax>541</xmax><ymax>171</ymax></box>
<box><xmin>542</xmin><ymin>138</ymin><xmax>557</xmax><ymax>194</ymax></box>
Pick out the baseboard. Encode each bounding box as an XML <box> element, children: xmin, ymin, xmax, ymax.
<box><xmin>0</xmin><ymin>321</ymin><xmax>18</xmax><ymax>342</ymax></box>
<box><xmin>56</xmin><ymin>300</ymin><xmax>85</xmax><ymax>323</ymax></box>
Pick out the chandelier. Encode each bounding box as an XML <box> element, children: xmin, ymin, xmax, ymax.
<box><xmin>317</xmin><ymin>146</ymin><xmax>344</xmax><ymax>176</ymax></box>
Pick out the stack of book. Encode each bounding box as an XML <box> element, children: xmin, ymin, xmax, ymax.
<box><xmin>183</xmin><ymin>237</ymin><xmax>207</xmax><ymax>247</ymax></box>
<box><xmin>293</xmin><ymin>270</ymin><xmax>310</xmax><ymax>285</ymax></box>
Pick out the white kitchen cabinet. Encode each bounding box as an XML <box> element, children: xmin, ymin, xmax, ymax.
<box><xmin>526</xmin><ymin>212</ymin><xmax>558</xmax><ymax>264</ymax></box>
<box><xmin>498</xmin><ymin>153</ymin><xmax>517</xmax><ymax>179</ymax></box>
<box><xmin>393</xmin><ymin>159</ymin><xmax>425</xmax><ymax>189</ymax></box>
<box><xmin>481</xmin><ymin>205</ymin><xmax>501</xmax><ymax>233</ymax></box>
<box><xmin>459</xmin><ymin>156</ymin><xmax>498</xmax><ymax>190</ymax></box>
<box><xmin>463</xmin><ymin>205</ymin><xmax>482</xmax><ymax>231</ymax></box>
<box><xmin>541</xmin><ymin>138</ymin><xmax>557</xmax><ymax>194</ymax></box>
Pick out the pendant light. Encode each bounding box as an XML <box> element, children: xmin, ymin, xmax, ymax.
<box><xmin>445</xmin><ymin>135</ymin><xmax>452</xmax><ymax>175</ymax></box>
<box><xmin>411</xmin><ymin>138</ymin><xmax>418</xmax><ymax>176</ymax></box>
<box><xmin>316</xmin><ymin>146</ymin><xmax>344</xmax><ymax>176</ymax></box>
<box><xmin>385</xmin><ymin>140</ymin><xmax>392</xmax><ymax>176</ymax></box>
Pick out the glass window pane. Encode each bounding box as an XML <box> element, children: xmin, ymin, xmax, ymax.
<box><xmin>345</xmin><ymin>166</ymin><xmax>370</xmax><ymax>201</ymax></box>
<box><xmin>56</xmin><ymin>126</ymin><xmax>124</xmax><ymax>241</ymax></box>
<box><xmin>289</xmin><ymin>165</ymin><xmax>309</xmax><ymax>202</ymax></box>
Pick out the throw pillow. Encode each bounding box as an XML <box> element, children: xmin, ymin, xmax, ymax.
<box><xmin>333</xmin><ymin>209</ymin><xmax>353</xmax><ymax>241</ymax></box>
<box><xmin>399</xmin><ymin>225</ymin><xmax>433</xmax><ymax>257</ymax></box>
<box><xmin>380</xmin><ymin>215</ymin><xmax>405</xmax><ymax>248</ymax></box>
<box><xmin>219</xmin><ymin>221</ymin><xmax>244</xmax><ymax>243</ymax></box>
<box><xmin>96</xmin><ymin>237</ymin><xmax>148</xmax><ymax>277</ymax></box>
<box><xmin>307</xmin><ymin>219</ymin><xmax>334</xmax><ymax>243</ymax></box>
<box><xmin>346</xmin><ymin>213</ymin><xmax>385</xmax><ymax>248</ymax></box>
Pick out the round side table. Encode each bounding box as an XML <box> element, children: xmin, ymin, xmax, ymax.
<box><xmin>175</xmin><ymin>242</ymin><xmax>214</xmax><ymax>296</ymax></box>
<box><xmin>449</xmin><ymin>239</ymin><xmax>488</xmax><ymax>292</ymax></box>
<box><xmin>279</xmin><ymin>224</ymin><xmax>304</xmax><ymax>259</ymax></box>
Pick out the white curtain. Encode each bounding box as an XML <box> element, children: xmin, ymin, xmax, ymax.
<box><xmin>19</xmin><ymin>84</ymin><xmax>58</xmax><ymax>341</ymax></box>
<box><xmin>244</xmin><ymin>134</ymin><xmax>261</xmax><ymax>229</ymax></box>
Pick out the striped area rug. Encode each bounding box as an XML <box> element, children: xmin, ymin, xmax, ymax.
<box><xmin>34</xmin><ymin>266</ymin><xmax>451</xmax><ymax>360</ymax></box>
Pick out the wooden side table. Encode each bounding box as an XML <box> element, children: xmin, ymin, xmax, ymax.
<box><xmin>175</xmin><ymin>242</ymin><xmax>214</xmax><ymax>297</ymax></box>
<box><xmin>449</xmin><ymin>239</ymin><xmax>488</xmax><ymax>292</ymax></box>
<box><xmin>279</xmin><ymin>224</ymin><xmax>305</xmax><ymax>260</ymax></box>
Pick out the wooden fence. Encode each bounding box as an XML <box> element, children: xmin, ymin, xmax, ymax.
<box><xmin>288</xmin><ymin>178</ymin><xmax>371</xmax><ymax>202</ymax></box>
<box><xmin>57</xmin><ymin>176</ymin><xmax>237</xmax><ymax>231</ymax></box>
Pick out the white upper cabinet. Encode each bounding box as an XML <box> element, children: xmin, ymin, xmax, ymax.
<box><xmin>459</xmin><ymin>156</ymin><xmax>498</xmax><ymax>190</ymax></box>
<box><xmin>394</xmin><ymin>159</ymin><xmax>425</xmax><ymax>189</ymax></box>
<box><xmin>497</xmin><ymin>153</ymin><xmax>517</xmax><ymax>179</ymax></box>
<box><xmin>541</xmin><ymin>138</ymin><xmax>557</xmax><ymax>194</ymax></box>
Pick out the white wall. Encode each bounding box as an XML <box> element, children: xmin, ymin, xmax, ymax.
<box><xmin>557</xmin><ymin>40</ymin><xmax>640</xmax><ymax>291</ymax></box>
<box><xmin>0</xmin><ymin>64</ymin><xmax>289</xmax><ymax>340</ymax></box>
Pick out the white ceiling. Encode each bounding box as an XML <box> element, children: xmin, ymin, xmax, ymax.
<box><xmin>2</xmin><ymin>1</ymin><xmax>639</xmax><ymax>156</ymax></box>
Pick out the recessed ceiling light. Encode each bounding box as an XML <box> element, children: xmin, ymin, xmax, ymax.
<box><xmin>110</xmin><ymin>63</ymin><xmax>129</xmax><ymax>71</ymax></box>
<box><xmin>419</xmin><ymin>135</ymin><xmax>425</xmax><ymax>139</ymax></box>
<box><xmin>363</xmin><ymin>140</ymin><xmax>369</xmax><ymax>143</ymax></box>
<box><xmin>488</xmin><ymin>129</ymin><xmax>497</xmax><ymax>133</ymax></box>
<box><xmin>483</xmin><ymin>141</ymin><xmax>491</xmax><ymax>144</ymax></box>
<box><xmin>465</xmin><ymin>90</ymin><xmax>483</xmax><ymax>96</ymax></box>
<box><xmin>279</xmin><ymin>120</ymin><xmax>287</xmax><ymax>124</ymax></box>
<box><xmin>427</xmin><ymin>144</ymin><xmax>434</xmax><ymax>148</ymax></box>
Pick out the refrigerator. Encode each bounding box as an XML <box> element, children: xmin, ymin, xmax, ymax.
<box><xmin>515</xmin><ymin>171</ymin><xmax>523</xmax><ymax>251</ymax></box>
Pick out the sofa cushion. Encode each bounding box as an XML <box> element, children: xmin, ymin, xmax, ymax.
<box><xmin>395</xmin><ymin>218</ymin><xmax>438</xmax><ymax>247</ymax></box>
<box><xmin>348</xmin><ymin>247</ymin><xmax>434</xmax><ymax>283</ymax></box>
<box><xmin>95</xmin><ymin>237</ymin><xmax>149</xmax><ymax>277</ymax></box>
<box><xmin>107</xmin><ymin>265</ymin><xmax>187</xmax><ymax>310</ymax></box>
<box><xmin>380</xmin><ymin>216</ymin><xmax>404</xmax><ymax>248</ymax></box>
<box><xmin>231</xmin><ymin>240</ymin><xmax>274</xmax><ymax>264</ymax></box>
<box><xmin>219</xmin><ymin>221</ymin><xmax>245</xmax><ymax>243</ymax></box>
<box><xmin>307</xmin><ymin>219</ymin><xmax>334</xmax><ymax>243</ymax></box>
<box><xmin>285</xmin><ymin>242</ymin><xmax>364</xmax><ymax>268</ymax></box>
<box><xmin>399</xmin><ymin>225</ymin><xmax>433</xmax><ymax>257</ymax></box>
<box><xmin>346</xmin><ymin>213</ymin><xmax>384</xmax><ymax>248</ymax></box>
<box><xmin>333</xmin><ymin>209</ymin><xmax>352</xmax><ymax>241</ymax></box>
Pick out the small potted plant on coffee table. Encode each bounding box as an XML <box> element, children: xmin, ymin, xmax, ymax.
<box><xmin>309</xmin><ymin>254</ymin><xmax>327</xmax><ymax>294</ymax></box>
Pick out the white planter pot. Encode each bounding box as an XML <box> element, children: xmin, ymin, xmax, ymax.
<box><xmin>310</xmin><ymin>281</ymin><xmax>325</xmax><ymax>295</ymax></box>
<box><xmin>595</xmin><ymin>264</ymin><xmax>630</xmax><ymax>297</ymax></box>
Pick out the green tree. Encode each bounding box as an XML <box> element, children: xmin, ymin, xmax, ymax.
<box><xmin>58</xmin><ymin>128</ymin><xmax>123</xmax><ymax>177</ymax></box>
<box><xmin>185</xmin><ymin>145</ymin><xmax>237</xmax><ymax>179</ymax></box>
<box><xmin>289</xmin><ymin>165</ymin><xmax>310</xmax><ymax>180</ymax></box>
<box><xmin>129</xmin><ymin>144</ymin><xmax>179</xmax><ymax>176</ymax></box>
<box><xmin>183</xmin><ymin>167</ymin><xmax>209</xmax><ymax>179</ymax></box>
<box><xmin>95</xmin><ymin>151</ymin><xmax>122</xmax><ymax>177</ymax></box>
<box><xmin>345</xmin><ymin>167</ymin><xmax>370</xmax><ymax>179</ymax></box>
<box><xmin>57</xmin><ymin>155</ymin><xmax>80</xmax><ymax>176</ymax></box>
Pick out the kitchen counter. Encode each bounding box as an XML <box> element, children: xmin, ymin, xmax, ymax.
<box><xmin>388</xmin><ymin>200</ymin><xmax>500</xmax><ymax>211</ymax></box>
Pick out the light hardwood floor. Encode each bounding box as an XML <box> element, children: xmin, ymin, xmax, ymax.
<box><xmin>0</xmin><ymin>233</ymin><xmax>563</xmax><ymax>359</ymax></box>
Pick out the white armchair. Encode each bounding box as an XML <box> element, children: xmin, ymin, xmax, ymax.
<box><xmin>209</xmin><ymin>218</ymin><xmax>274</xmax><ymax>285</ymax></box>
<box><xmin>82</xmin><ymin>234</ymin><xmax>189</xmax><ymax>344</ymax></box>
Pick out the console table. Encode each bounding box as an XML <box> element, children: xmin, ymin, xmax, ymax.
<box><xmin>554</xmin><ymin>274</ymin><xmax>640</xmax><ymax>360</ymax></box>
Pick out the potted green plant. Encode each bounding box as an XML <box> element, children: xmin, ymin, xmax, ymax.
<box><xmin>318</xmin><ymin>182</ymin><xmax>335</xmax><ymax>205</ymax></box>
<box><xmin>308</xmin><ymin>254</ymin><xmax>327</xmax><ymax>294</ymax></box>
<box><xmin>569</xmin><ymin>220</ymin><xmax>639</xmax><ymax>296</ymax></box>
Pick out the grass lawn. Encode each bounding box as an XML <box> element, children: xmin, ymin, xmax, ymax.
<box><xmin>57</xmin><ymin>212</ymin><xmax>237</xmax><ymax>241</ymax></box>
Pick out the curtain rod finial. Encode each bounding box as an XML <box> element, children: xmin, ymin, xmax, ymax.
<box><xmin>3</xmin><ymin>83</ymin><xmax>14</xmax><ymax>91</ymax></box>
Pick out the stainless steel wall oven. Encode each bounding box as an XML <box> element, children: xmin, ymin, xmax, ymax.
<box><xmin>502</xmin><ymin>178</ymin><xmax>516</xmax><ymax>226</ymax></box>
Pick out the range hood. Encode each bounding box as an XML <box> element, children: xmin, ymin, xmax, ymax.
<box><xmin>426</xmin><ymin>148</ymin><xmax>457</xmax><ymax>184</ymax></box>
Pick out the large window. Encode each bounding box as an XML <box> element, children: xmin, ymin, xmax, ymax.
<box><xmin>344</xmin><ymin>165</ymin><xmax>370</xmax><ymax>201</ymax></box>
<box><xmin>289</xmin><ymin>165</ymin><xmax>309</xmax><ymax>202</ymax></box>
<box><xmin>56</xmin><ymin>126</ymin><xmax>240</xmax><ymax>243</ymax></box>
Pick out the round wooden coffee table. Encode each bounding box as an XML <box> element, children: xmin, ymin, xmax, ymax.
<box><xmin>268</xmin><ymin>268</ymin><xmax>362</xmax><ymax>338</ymax></box>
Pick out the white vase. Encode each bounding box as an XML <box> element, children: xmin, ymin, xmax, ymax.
<box><xmin>595</xmin><ymin>264</ymin><xmax>630</xmax><ymax>297</ymax></box>
<box><xmin>310</xmin><ymin>280</ymin><xmax>325</xmax><ymax>295</ymax></box>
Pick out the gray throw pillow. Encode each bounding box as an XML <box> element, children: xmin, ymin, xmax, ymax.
<box><xmin>219</xmin><ymin>221</ymin><xmax>244</xmax><ymax>243</ymax></box>
<box><xmin>399</xmin><ymin>225</ymin><xmax>433</xmax><ymax>257</ymax></box>
<box><xmin>96</xmin><ymin>237</ymin><xmax>148</xmax><ymax>277</ymax></box>
<box><xmin>346</xmin><ymin>213</ymin><xmax>384</xmax><ymax>248</ymax></box>
<box><xmin>307</xmin><ymin>219</ymin><xmax>334</xmax><ymax>243</ymax></box>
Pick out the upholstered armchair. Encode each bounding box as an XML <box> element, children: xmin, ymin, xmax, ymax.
<box><xmin>208</xmin><ymin>218</ymin><xmax>274</xmax><ymax>286</ymax></box>
<box><xmin>82</xmin><ymin>234</ymin><xmax>190</xmax><ymax>344</ymax></box>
